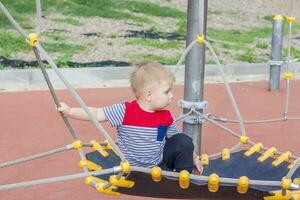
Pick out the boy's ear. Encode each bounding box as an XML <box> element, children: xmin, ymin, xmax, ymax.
<box><xmin>145</xmin><ymin>90</ymin><xmax>152</xmax><ymax>101</ymax></box>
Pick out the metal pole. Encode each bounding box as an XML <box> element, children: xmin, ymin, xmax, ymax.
<box><xmin>183</xmin><ymin>0</ymin><xmax>207</xmax><ymax>154</ymax></box>
<box><xmin>269</xmin><ymin>15</ymin><xmax>284</xmax><ymax>91</ymax></box>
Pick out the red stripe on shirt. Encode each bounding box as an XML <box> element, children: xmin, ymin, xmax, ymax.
<box><xmin>122</xmin><ymin>101</ymin><xmax>173</xmax><ymax>128</ymax></box>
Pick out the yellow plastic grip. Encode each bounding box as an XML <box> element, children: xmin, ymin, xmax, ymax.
<box><xmin>281</xmin><ymin>177</ymin><xmax>292</xmax><ymax>190</ymax></box>
<box><xmin>244</xmin><ymin>143</ymin><xmax>263</xmax><ymax>157</ymax></box>
<box><xmin>90</xmin><ymin>140</ymin><xmax>109</xmax><ymax>157</ymax></box>
<box><xmin>28</xmin><ymin>33</ymin><xmax>39</xmax><ymax>47</ymax></box>
<box><xmin>151</xmin><ymin>166</ymin><xmax>162</xmax><ymax>182</ymax></box>
<box><xmin>240</xmin><ymin>136</ymin><xmax>249</xmax><ymax>144</ymax></box>
<box><xmin>79</xmin><ymin>160</ymin><xmax>102</xmax><ymax>171</ymax></box>
<box><xmin>196</xmin><ymin>34</ymin><xmax>204</xmax><ymax>44</ymax></box>
<box><xmin>109</xmin><ymin>175</ymin><xmax>134</xmax><ymax>188</ymax></box>
<box><xmin>208</xmin><ymin>173</ymin><xmax>219</xmax><ymax>192</ymax></box>
<box><xmin>222</xmin><ymin>148</ymin><xmax>230</xmax><ymax>160</ymax></box>
<box><xmin>283</xmin><ymin>73</ymin><xmax>294</xmax><ymax>80</ymax></box>
<box><xmin>201</xmin><ymin>154</ymin><xmax>209</xmax><ymax>166</ymax></box>
<box><xmin>257</xmin><ymin>147</ymin><xmax>277</xmax><ymax>162</ymax></box>
<box><xmin>237</xmin><ymin>176</ymin><xmax>249</xmax><ymax>194</ymax></box>
<box><xmin>72</xmin><ymin>140</ymin><xmax>83</xmax><ymax>150</ymax></box>
<box><xmin>272</xmin><ymin>151</ymin><xmax>291</xmax><ymax>166</ymax></box>
<box><xmin>293</xmin><ymin>178</ymin><xmax>300</xmax><ymax>185</ymax></box>
<box><xmin>85</xmin><ymin>176</ymin><xmax>119</xmax><ymax>195</ymax></box>
<box><xmin>273</xmin><ymin>15</ymin><xmax>284</xmax><ymax>21</ymax></box>
<box><xmin>179</xmin><ymin>170</ymin><xmax>190</xmax><ymax>189</ymax></box>
<box><xmin>287</xmin><ymin>16</ymin><xmax>296</xmax><ymax>24</ymax></box>
<box><xmin>120</xmin><ymin>161</ymin><xmax>131</xmax><ymax>173</ymax></box>
<box><xmin>288</xmin><ymin>158</ymin><xmax>300</xmax><ymax>170</ymax></box>
<box><xmin>103</xmin><ymin>140</ymin><xmax>113</xmax><ymax>149</ymax></box>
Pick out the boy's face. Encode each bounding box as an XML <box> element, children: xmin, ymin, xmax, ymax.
<box><xmin>148</xmin><ymin>80</ymin><xmax>173</xmax><ymax>111</ymax></box>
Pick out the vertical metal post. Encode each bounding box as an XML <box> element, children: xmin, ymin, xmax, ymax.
<box><xmin>269</xmin><ymin>15</ymin><xmax>284</xmax><ymax>91</ymax></box>
<box><xmin>183</xmin><ymin>0</ymin><xmax>207</xmax><ymax>154</ymax></box>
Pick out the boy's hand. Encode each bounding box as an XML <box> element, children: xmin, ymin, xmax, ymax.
<box><xmin>193</xmin><ymin>156</ymin><xmax>203</xmax><ymax>175</ymax></box>
<box><xmin>57</xmin><ymin>102</ymin><xmax>71</xmax><ymax>117</ymax></box>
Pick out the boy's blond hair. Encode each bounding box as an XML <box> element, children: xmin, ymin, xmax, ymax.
<box><xmin>130</xmin><ymin>61</ymin><xmax>175</xmax><ymax>98</ymax></box>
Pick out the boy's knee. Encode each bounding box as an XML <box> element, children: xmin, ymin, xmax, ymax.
<box><xmin>173</xmin><ymin>134</ymin><xmax>194</xmax><ymax>151</ymax></box>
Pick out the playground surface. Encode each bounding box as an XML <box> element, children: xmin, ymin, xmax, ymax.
<box><xmin>1</xmin><ymin>79</ymin><xmax>300</xmax><ymax>200</ymax></box>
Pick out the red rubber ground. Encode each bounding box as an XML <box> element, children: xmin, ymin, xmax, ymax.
<box><xmin>1</xmin><ymin>80</ymin><xmax>300</xmax><ymax>200</ymax></box>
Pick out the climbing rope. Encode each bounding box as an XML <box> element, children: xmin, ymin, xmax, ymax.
<box><xmin>32</xmin><ymin>47</ymin><xmax>89</xmax><ymax>172</ymax></box>
<box><xmin>0</xmin><ymin>1</ymin><xmax>299</xmax><ymax>196</ymax></box>
<box><xmin>0</xmin><ymin>163</ymin><xmax>290</xmax><ymax>192</ymax></box>
<box><xmin>35</xmin><ymin>0</ymin><xmax>42</xmax><ymax>36</ymax></box>
<box><xmin>35</xmin><ymin>42</ymin><xmax>125</xmax><ymax>160</ymax></box>
<box><xmin>0</xmin><ymin>167</ymin><xmax>116</xmax><ymax>191</ymax></box>
<box><xmin>0</xmin><ymin>146</ymin><xmax>69</xmax><ymax>168</ymax></box>
<box><xmin>172</xmin><ymin>37</ymin><xmax>247</xmax><ymax>137</ymax></box>
<box><xmin>0</xmin><ymin>2</ymin><xmax>125</xmax><ymax>161</ymax></box>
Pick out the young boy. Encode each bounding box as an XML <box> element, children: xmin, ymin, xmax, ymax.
<box><xmin>58</xmin><ymin>61</ymin><xmax>202</xmax><ymax>174</ymax></box>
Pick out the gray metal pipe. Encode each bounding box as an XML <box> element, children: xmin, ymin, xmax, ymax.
<box><xmin>183</xmin><ymin>0</ymin><xmax>207</xmax><ymax>154</ymax></box>
<box><xmin>269</xmin><ymin>15</ymin><xmax>284</xmax><ymax>91</ymax></box>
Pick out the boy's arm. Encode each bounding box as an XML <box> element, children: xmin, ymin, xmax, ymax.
<box><xmin>58</xmin><ymin>102</ymin><xmax>107</xmax><ymax>122</ymax></box>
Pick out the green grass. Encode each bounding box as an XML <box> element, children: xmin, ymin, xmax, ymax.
<box><xmin>0</xmin><ymin>63</ymin><xmax>5</xmax><ymax>70</ymax></box>
<box><xmin>234</xmin><ymin>49</ymin><xmax>266</xmax><ymax>63</ymax></box>
<box><xmin>263</xmin><ymin>15</ymin><xmax>274</xmax><ymax>22</ymax></box>
<box><xmin>290</xmin><ymin>22</ymin><xmax>300</xmax><ymax>32</ymax></box>
<box><xmin>220</xmin><ymin>41</ymin><xmax>246</xmax><ymax>50</ymax></box>
<box><xmin>126</xmin><ymin>38</ymin><xmax>182</xmax><ymax>49</ymax></box>
<box><xmin>207</xmin><ymin>27</ymin><xmax>272</xmax><ymax>44</ymax></box>
<box><xmin>175</xmin><ymin>19</ymin><xmax>186</xmax><ymax>36</ymax></box>
<box><xmin>0</xmin><ymin>31</ymin><xmax>30</xmax><ymax>57</ymax></box>
<box><xmin>0</xmin><ymin>0</ymin><xmax>37</xmax><ymax>28</ymax></box>
<box><xmin>1</xmin><ymin>0</ymin><xmax>299</xmax><ymax>65</ymax></box>
<box><xmin>43</xmin><ymin>0</ymin><xmax>184</xmax><ymax>21</ymax></box>
<box><xmin>283</xmin><ymin>47</ymin><xmax>300</xmax><ymax>59</ymax></box>
<box><xmin>1</xmin><ymin>0</ymin><xmax>183</xmax><ymax>29</ymax></box>
<box><xmin>256</xmin><ymin>42</ymin><xmax>269</xmax><ymax>49</ymax></box>
<box><xmin>55</xmin><ymin>54</ymin><xmax>72</xmax><ymax>68</ymax></box>
<box><xmin>128</xmin><ymin>53</ymin><xmax>181</xmax><ymax>65</ymax></box>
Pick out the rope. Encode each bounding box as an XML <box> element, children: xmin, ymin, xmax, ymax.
<box><xmin>0</xmin><ymin>1</ymin><xmax>125</xmax><ymax>160</ymax></box>
<box><xmin>0</xmin><ymin>146</ymin><xmax>68</xmax><ymax>168</ymax></box>
<box><xmin>204</xmin><ymin>40</ymin><xmax>246</xmax><ymax>137</ymax></box>
<box><xmin>193</xmin><ymin>110</ymin><xmax>241</xmax><ymax>138</ymax></box>
<box><xmin>288</xmin><ymin>0</ymin><xmax>296</xmax><ymax>17</ymax></box>
<box><xmin>36</xmin><ymin>46</ymin><xmax>127</xmax><ymax>171</ymax></box>
<box><xmin>0</xmin><ymin>168</ymin><xmax>115</xmax><ymax>191</ymax></box>
<box><xmin>0</xmin><ymin>2</ymin><xmax>27</xmax><ymax>37</ymax></box>
<box><xmin>286</xmin><ymin>22</ymin><xmax>293</xmax><ymax>73</ymax></box>
<box><xmin>33</xmin><ymin>43</ymin><xmax>88</xmax><ymax>173</ymax></box>
<box><xmin>287</xmin><ymin>159</ymin><xmax>300</xmax><ymax>179</ymax></box>
<box><xmin>283</xmin><ymin>78</ymin><xmax>291</xmax><ymax>120</ymax></box>
<box><xmin>172</xmin><ymin>38</ymin><xmax>247</xmax><ymax>137</ymax></box>
<box><xmin>35</xmin><ymin>43</ymin><xmax>125</xmax><ymax>160</ymax></box>
<box><xmin>171</xmin><ymin>40</ymin><xmax>197</xmax><ymax>75</ymax></box>
<box><xmin>131</xmin><ymin>166</ymin><xmax>282</xmax><ymax>187</ymax></box>
<box><xmin>208</xmin><ymin>114</ymin><xmax>285</xmax><ymax>124</ymax></box>
<box><xmin>0</xmin><ymin>164</ymin><xmax>284</xmax><ymax>191</ymax></box>
<box><xmin>208</xmin><ymin>142</ymin><xmax>243</xmax><ymax>160</ymax></box>
<box><xmin>174</xmin><ymin>109</ymin><xmax>193</xmax><ymax>123</ymax></box>
<box><xmin>35</xmin><ymin>0</ymin><xmax>42</xmax><ymax>36</ymax></box>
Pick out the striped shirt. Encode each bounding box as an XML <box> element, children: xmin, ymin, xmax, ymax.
<box><xmin>103</xmin><ymin>100</ymin><xmax>179</xmax><ymax>167</ymax></box>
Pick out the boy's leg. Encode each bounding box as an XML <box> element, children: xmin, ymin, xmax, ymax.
<box><xmin>159</xmin><ymin>134</ymin><xmax>194</xmax><ymax>173</ymax></box>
